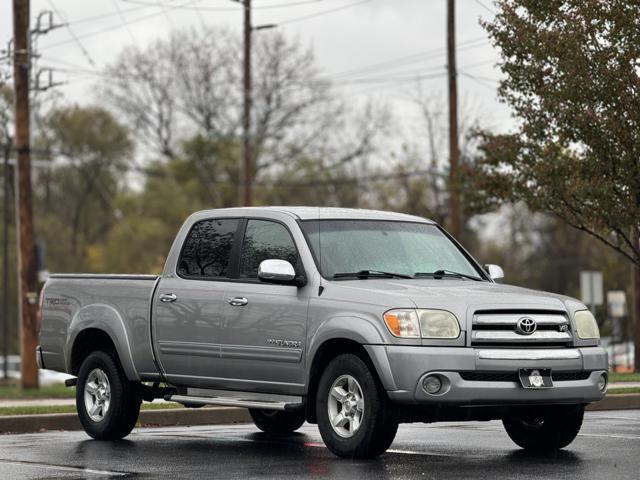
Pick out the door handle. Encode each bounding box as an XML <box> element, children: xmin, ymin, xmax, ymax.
<box><xmin>227</xmin><ymin>297</ymin><xmax>248</xmax><ymax>306</ymax></box>
<box><xmin>159</xmin><ymin>293</ymin><xmax>177</xmax><ymax>303</ymax></box>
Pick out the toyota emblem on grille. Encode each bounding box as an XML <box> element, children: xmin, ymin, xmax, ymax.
<box><xmin>516</xmin><ymin>317</ymin><xmax>537</xmax><ymax>335</ymax></box>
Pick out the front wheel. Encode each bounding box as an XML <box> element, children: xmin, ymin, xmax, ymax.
<box><xmin>502</xmin><ymin>404</ymin><xmax>584</xmax><ymax>451</ymax></box>
<box><xmin>316</xmin><ymin>353</ymin><xmax>398</xmax><ymax>458</ymax></box>
<box><xmin>249</xmin><ymin>409</ymin><xmax>305</xmax><ymax>434</ymax></box>
<box><xmin>76</xmin><ymin>351</ymin><xmax>142</xmax><ymax>440</ymax></box>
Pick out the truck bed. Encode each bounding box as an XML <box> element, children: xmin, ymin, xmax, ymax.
<box><xmin>40</xmin><ymin>274</ymin><xmax>160</xmax><ymax>381</ymax></box>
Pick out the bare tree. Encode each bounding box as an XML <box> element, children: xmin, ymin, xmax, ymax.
<box><xmin>100</xmin><ymin>27</ymin><xmax>391</xmax><ymax>185</ymax></box>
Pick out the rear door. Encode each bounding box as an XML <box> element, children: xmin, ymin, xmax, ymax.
<box><xmin>153</xmin><ymin>217</ymin><xmax>240</xmax><ymax>387</ymax></box>
<box><xmin>218</xmin><ymin>218</ymin><xmax>309</xmax><ymax>395</ymax></box>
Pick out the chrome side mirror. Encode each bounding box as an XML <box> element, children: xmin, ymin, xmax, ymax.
<box><xmin>484</xmin><ymin>264</ymin><xmax>504</xmax><ymax>283</ymax></box>
<box><xmin>258</xmin><ymin>259</ymin><xmax>303</xmax><ymax>286</ymax></box>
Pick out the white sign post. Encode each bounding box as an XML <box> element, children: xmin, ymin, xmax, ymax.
<box><xmin>580</xmin><ymin>271</ymin><xmax>603</xmax><ymax>313</ymax></box>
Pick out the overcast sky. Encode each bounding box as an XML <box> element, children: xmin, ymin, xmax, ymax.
<box><xmin>2</xmin><ymin>0</ymin><xmax>512</xmax><ymax>134</ymax></box>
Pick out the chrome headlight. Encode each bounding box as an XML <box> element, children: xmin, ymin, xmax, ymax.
<box><xmin>384</xmin><ymin>309</ymin><xmax>460</xmax><ymax>339</ymax></box>
<box><xmin>574</xmin><ymin>310</ymin><xmax>600</xmax><ymax>339</ymax></box>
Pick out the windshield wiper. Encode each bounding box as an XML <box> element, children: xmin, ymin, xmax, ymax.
<box><xmin>414</xmin><ymin>269</ymin><xmax>484</xmax><ymax>281</ymax></box>
<box><xmin>333</xmin><ymin>270</ymin><xmax>413</xmax><ymax>280</ymax></box>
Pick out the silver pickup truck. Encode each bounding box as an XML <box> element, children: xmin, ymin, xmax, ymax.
<box><xmin>38</xmin><ymin>207</ymin><xmax>607</xmax><ymax>458</ymax></box>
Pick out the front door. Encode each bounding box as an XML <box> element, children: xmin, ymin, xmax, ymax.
<box><xmin>219</xmin><ymin>219</ymin><xmax>309</xmax><ymax>395</ymax></box>
<box><xmin>153</xmin><ymin>217</ymin><xmax>239</xmax><ymax>387</ymax></box>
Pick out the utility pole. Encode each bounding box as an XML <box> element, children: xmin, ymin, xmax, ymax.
<box><xmin>633</xmin><ymin>226</ymin><xmax>640</xmax><ymax>372</ymax></box>
<box><xmin>2</xmin><ymin>144</ymin><xmax>9</xmax><ymax>381</ymax></box>
<box><xmin>446</xmin><ymin>0</ymin><xmax>461</xmax><ymax>239</ymax></box>
<box><xmin>241</xmin><ymin>0</ymin><xmax>252</xmax><ymax>206</ymax></box>
<box><xmin>12</xmin><ymin>0</ymin><xmax>39</xmax><ymax>389</ymax></box>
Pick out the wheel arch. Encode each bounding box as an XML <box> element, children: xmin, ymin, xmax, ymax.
<box><xmin>305</xmin><ymin>334</ymin><xmax>396</xmax><ymax>424</ymax></box>
<box><xmin>66</xmin><ymin>304</ymin><xmax>139</xmax><ymax>381</ymax></box>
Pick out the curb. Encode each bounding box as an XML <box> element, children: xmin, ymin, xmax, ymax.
<box><xmin>0</xmin><ymin>407</ymin><xmax>251</xmax><ymax>434</ymax></box>
<box><xmin>586</xmin><ymin>393</ymin><xmax>640</xmax><ymax>411</ymax></box>
<box><xmin>1</xmin><ymin>395</ymin><xmax>638</xmax><ymax>434</ymax></box>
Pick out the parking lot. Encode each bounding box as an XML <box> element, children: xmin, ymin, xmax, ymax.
<box><xmin>0</xmin><ymin>409</ymin><xmax>638</xmax><ymax>479</ymax></box>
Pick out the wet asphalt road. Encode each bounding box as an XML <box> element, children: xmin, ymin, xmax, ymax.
<box><xmin>0</xmin><ymin>410</ymin><xmax>638</xmax><ymax>479</ymax></box>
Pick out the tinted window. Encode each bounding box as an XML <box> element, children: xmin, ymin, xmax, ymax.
<box><xmin>239</xmin><ymin>220</ymin><xmax>298</xmax><ymax>279</ymax></box>
<box><xmin>178</xmin><ymin>218</ymin><xmax>238</xmax><ymax>278</ymax></box>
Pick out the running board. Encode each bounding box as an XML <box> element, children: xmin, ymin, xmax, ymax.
<box><xmin>167</xmin><ymin>389</ymin><xmax>304</xmax><ymax>411</ymax></box>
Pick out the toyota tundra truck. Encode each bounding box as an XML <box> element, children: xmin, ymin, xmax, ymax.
<box><xmin>37</xmin><ymin>207</ymin><xmax>608</xmax><ymax>458</ymax></box>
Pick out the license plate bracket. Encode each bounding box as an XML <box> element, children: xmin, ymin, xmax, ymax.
<box><xmin>519</xmin><ymin>368</ymin><xmax>553</xmax><ymax>389</ymax></box>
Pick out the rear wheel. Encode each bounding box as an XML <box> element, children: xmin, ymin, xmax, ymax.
<box><xmin>76</xmin><ymin>351</ymin><xmax>141</xmax><ymax>440</ymax></box>
<box><xmin>316</xmin><ymin>353</ymin><xmax>398</xmax><ymax>458</ymax></box>
<box><xmin>249</xmin><ymin>409</ymin><xmax>305</xmax><ymax>434</ymax></box>
<box><xmin>502</xmin><ymin>404</ymin><xmax>584</xmax><ymax>451</ymax></box>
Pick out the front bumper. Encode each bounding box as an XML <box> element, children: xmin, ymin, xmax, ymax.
<box><xmin>364</xmin><ymin>345</ymin><xmax>608</xmax><ymax>406</ymax></box>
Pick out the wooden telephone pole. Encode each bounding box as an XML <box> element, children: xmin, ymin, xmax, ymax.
<box><xmin>12</xmin><ymin>0</ymin><xmax>39</xmax><ymax>389</ymax></box>
<box><xmin>446</xmin><ymin>0</ymin><xmax>461</xmax><ymax>239</ymax></box>
<box><xmin>241</xmin><ymin>0</ymin><xmax>253</xmax><ymax>207</ymax></box>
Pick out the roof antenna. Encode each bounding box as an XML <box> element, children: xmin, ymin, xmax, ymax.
<box><xmin>318</xmin><ymin>206</ymin><xmax>324</xmax><ymax>296</ymax></box>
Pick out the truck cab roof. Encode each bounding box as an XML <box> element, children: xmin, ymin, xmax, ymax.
<box><xmin>189</xmin><ymin>206</ymin><xmax>436</xmax><ymax>224</ymax></box>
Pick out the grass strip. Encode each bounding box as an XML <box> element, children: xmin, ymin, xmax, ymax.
<box><xmin>608</xmin><ymin>372</ymin><xmax>640</xmax><ymax>383</ymax></box>
<box><xmin>0</xmin><ymin>402</ymin><xmax>183</xmax><ymax>416</ymax></box>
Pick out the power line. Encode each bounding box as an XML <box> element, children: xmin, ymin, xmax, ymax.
<box><xmin>47</xmin><ymin>0</ymin><xmax>98</xmax><ymax>68</ymax></box>
<box><xmin>112</xmin><ymin>0</ymin><xmax>139</xmax><ymax>44</ymax></box>
<box><xmin>40</xmin><ymin>0</ymin><xmax>203</xmax><ymax>50</ymax></box>
<box><xmin>473</xmin><ymin>0</ymin><xmax>496</xmax><ymax>15</ymax></box>
<box><xmin>277</xmin><ymin>0</ymin><xmax>371</xmax><ymax>25</ymax></box>
<box><xmin>458</xmin><ymin>70</ymin><xmax>497</xmax><ymax>90</ymax></box>
<box><xmin>123</xmin><ymin>0</ymin><xmax>325</xmax><ymax>10</ymax></box>
<box><xmin>327</xmin><ymin>37</ymin><xmax>488</xmax><ymax>79</ymax></box>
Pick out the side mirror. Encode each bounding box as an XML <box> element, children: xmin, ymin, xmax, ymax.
<box><xmin>258</xmin><ymin>259</ymin><xmax>305</xmax><ymax>286</ymax></box>
<box><xmin>484</xmin><ymin>264</ymin><xmax>504</xmax><ymax>283</ymax></box>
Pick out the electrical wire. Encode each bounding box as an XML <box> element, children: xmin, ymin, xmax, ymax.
<box><xmin>122</xmin><ymin>0</ymin><xmax>324</xmax><ymax>11</ymax></box>
<box><xmin>111</xmin><ymin>0</ymin><xmax>139</xmax><ymax>44</ymax></box>
<box><xmin>41</xmin><ymin>0</ymin><xmax>203</xmax><ymax>50</ymax></box>
<box><xmin>277</xmin><ymin>0</ymin><xmax>372</xmax><ymax>25</ymax></box>
<box><xmin>47</xmin><ymin>0</ymin><xmax>98</xmax><ymax>68</ymax></box>
<box><xmin>473</xmin><ymin>0</ymin><xmax>496</xmax><ymax>15</ymax></box>
<box><xmin>327</xmin><ymin>37</ymin><xmax>488</xmax><ymax>79</ymax></box>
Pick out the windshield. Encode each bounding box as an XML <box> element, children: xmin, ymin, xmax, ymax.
<box><xmin>301</xmin><ymin>220</ymin><xmax>484</xmax><ymax>280</ymax></box>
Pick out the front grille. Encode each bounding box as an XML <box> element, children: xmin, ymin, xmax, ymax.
<box><xmin>552</xmin><ymin>371</ymin><xmax>591</xmax><ymax>381</ymax></box>
<box><xmin>471</xmin><ymin>311</ymin><xmax>572</xmax><ymax>347</ymax></box>
<box><xmin>460</xmin><ymin>372</ymin><xmax>517</xmax><ymax>382</ymax></box>
<box><xmin>459</xmin><ymin>371</ymin><xmax>591</xmax><ymax>382</ymax></box>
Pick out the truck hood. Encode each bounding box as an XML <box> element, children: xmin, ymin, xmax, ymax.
<box><xmin>326</xmin><ymin>279</ymin><xmax>587</xmax><ymax>323</ymax></box>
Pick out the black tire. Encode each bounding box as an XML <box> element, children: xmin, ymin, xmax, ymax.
<box><xmin>316</xmin><ymin>353</ymin><xmax>398</xmax><ymax>459</ymax></box>
<box><xmin>76</xmin><ymin>350</ymin><xmax>142</xmax><ymax>440</ymax></box>
<box><xmin>249</xmin><ymin>409</ymin><xmax>306</xmax><ymax>434</ymax></box>
<box><xmin>502</xmin><ymin>404</ymin><xmax>584</xmax><ymax>451</ymax></box>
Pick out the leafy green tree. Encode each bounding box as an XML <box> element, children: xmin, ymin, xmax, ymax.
<box><xmin>35</xmin><ymin>105</ymin><xmax>133</xmax><ymax>271</ymax></box>
<box><xmin>476</xmin><ymin>0</ymin><xmax>639</xmax><ymax>265</ymax></box>
<box><xmin>475</xmin><ymin>0</ymin><xmax>640</xmax><ymax>368</ymax></box>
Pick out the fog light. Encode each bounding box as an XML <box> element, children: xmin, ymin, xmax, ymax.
<box><xmin>423</xmin><ymin>375</ymin><xmax>442</xmax><ymax>395</ymax></box>
<box><xmin>597</xmin><ymin>373</ymin><xmax>607</xmax><ymax>393</ymax></box>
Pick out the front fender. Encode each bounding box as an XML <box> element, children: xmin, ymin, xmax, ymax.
<box><xmin>307</xmin><ymin>315</ymin><xmax>397</xmax><ymax>391</ymax></box>
<box><xmin>66</xmin><ymin>303</ymin><xmax>140</xmax><ymax>381</ymax></box>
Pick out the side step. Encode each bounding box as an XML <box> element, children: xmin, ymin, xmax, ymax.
<box><xmin>167</xmin><ymin>388</ymin><xmax>304</xmax><ymax>412</ymax></box>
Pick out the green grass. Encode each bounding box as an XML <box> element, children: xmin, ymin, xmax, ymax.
<box><xmin>607</xmin><ymin>387</ymin><xmax>640</xmax><ymax>395</ymax></box>
<box><xmin>0</xmin><ymin>383</ymin><xmax>74</xmax><ymax>399</ymax></box>
<box><xmin>0</xmin><ymin>402</ymin><xmax>183</xmax><ymax>416</ymax></box>
<box><xmin>608</xmin><ymin>372</ymin><xmax>640</xmax><ymax>383</ymax></box>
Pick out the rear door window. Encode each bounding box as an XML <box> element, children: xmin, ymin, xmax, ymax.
<box><xmin>178</xmin><ymin>218</ymin><xmax>239</xmax><ymax>278</ymax></box>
